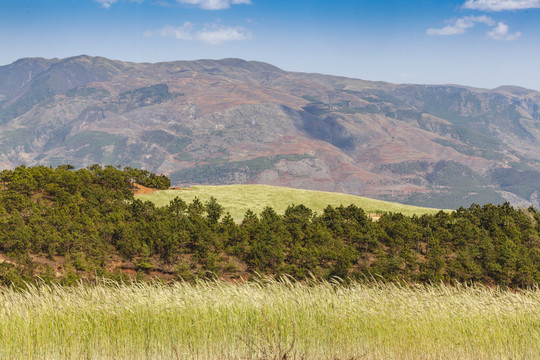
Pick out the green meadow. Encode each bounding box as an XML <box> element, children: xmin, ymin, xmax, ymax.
<box><xmin>1</xmin><ymin>280</ymin><xmax>538</xmax><ymax>360</ymax></box>
<box><xmin>136</xmin><ymin>184</ymin><xmax>444</xmax><ymax>221</ymax></box>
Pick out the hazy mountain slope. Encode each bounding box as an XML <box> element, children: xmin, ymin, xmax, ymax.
<box><xmin>1</xmin><ymin>55</ymin><xmax>540</xmax><ymax>208</ymax></box>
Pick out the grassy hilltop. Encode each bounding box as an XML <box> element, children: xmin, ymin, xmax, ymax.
<box><xmin>136</xmin><ymin>184</ymin><xmax>444</xmax><ymax>222</ymax></box>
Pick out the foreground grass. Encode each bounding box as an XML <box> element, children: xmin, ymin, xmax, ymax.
<box><xmin>0</xmin><ymin>280</ymin><xmax>538</xmax><ymax>359</ymax></box>
<box><xmin>137</xmin><ymin>184</ymin><xmax>443</xmax><ymax>221</ymax></box>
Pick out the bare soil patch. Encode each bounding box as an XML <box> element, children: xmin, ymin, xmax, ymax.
<box><xmin>132</xmin><ymin>183</ymin><xmax>159</xmax><ymax>195</ymax></box>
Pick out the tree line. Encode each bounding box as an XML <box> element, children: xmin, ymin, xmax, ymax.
<box><xmin>0</xmin><ymin>165</ymin><xmax>539</xmax><ymax>288</ymax></box>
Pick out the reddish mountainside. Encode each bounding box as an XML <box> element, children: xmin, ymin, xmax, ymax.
<box><xmin>1</xmin><ymin>55</ymin><xmax>540</xmax><ymax>208</ymax></box>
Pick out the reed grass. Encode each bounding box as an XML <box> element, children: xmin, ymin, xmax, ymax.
<box><xmin>0</xmin><ymin>279</ymin><xmax>538</xmax><ymax>359</ymax></box>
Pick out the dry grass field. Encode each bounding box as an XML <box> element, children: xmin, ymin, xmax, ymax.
<box><xmin>0</xmin><ymin>279</ymin><xmax>538</xmax><ymax>359</ymax></box>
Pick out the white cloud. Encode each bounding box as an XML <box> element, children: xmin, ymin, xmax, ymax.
<box><xmin>145</xmin><ymin>22</ymin><xmax>251</xmax><ymax>44</ymax></box>
<box><xmin>95</xmin><ymin>0</ymin><xmax>118</xmax><ymax>8</ymax></box>
<box><xmin>144</xmin><ymin>22</ymin><xmax>195</xmax><ymax>40</ymax></box>
<box><xmin>95</xmin><ymin>0</ymin><xmax>143</xmax><ymax>8</ymax></box>
<box><xmin>463</xmin><ymin>0</ymin><xmax>540</xmax><ymax>11</ymax></box>
<box><xmin>196</xmin><ymin>26</ymin><xmax>251</xmax><ymax>44</ymax></box>
<box><xmin>176</xmin><ymin>0</ymin><xmax>251</xmax><ymax>10</ymax></box>
<box><xmin>487</xmin><ymin>22</ymin><xmax>522</xmax><ymax>40</ymax></box>
<box><xmin>96</xmin><ymin>0</ymin><xmax>251</xmax><ymax>9</ymax></box>
<box><xmin>426</xmin><ymin>15</ymin><xmax>495</xmax><ymax>35</ymax></box>
<box><xmin>427</xmin><ymin>16</ymin><xmax>522</xmax><ymax>41</ymax></box>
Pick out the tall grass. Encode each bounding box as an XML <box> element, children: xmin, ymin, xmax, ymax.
<box><xmin>0</xmin><ymin>279</ymin><xmax>538</xmax><ymax>359</ymax></box>
<box><xmin>136</xmin><ymin>184</ymin><xmax>444</xmax><ymax>221</ymax></box>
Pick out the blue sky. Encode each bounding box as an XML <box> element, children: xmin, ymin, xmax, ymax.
<box><xmin>1</xmin><ymin>0</ymin><xmax>540</xmax><ymax>90</ymax></box>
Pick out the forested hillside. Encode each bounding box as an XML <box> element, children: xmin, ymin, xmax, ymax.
<box><xmin>0</xmin><ymin>165</ymin><xmax>539</xmax><ymax>288</ymax></box>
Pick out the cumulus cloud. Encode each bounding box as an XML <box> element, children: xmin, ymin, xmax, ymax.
<box><xmin>487</xmin><ymin>22</ymin><xmax>522</xmax><ymax>40</ymax></box>
<box><xmin>463</xmin><ymin>0</ymin><xmax>540</xmax><ymax>11</ymax></box>
<box><xmin>426</xmin><ymin>15</ymin><xmax>495</xmax><ymax>35</ymax></box>
<box><xmin>176</xmin><ymin>0</ymin><xmax>251</xmax><ymax>10</ymax></box>
<box><xmin>427</xmin><ymin>16</ymin><xmax>521</xmax><ymax>41</ymax></box>
<box><xmin>145</xmin><ymin>22</ymin><xmax>251</xmax><ymax>44</ymax></box>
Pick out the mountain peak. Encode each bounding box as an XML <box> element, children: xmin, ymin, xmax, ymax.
<box><xmin>493</xmin><ymin>85</ymin><xmax>537</xmax><ymax>96</ymax></box>
<box><xmin>1</xmin><ymin>56</ymin><xmax>540</xmax><ymax>209</ymax></box>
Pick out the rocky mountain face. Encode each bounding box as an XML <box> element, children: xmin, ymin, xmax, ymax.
<box><xmin>1</xmin><ymin>55</ymin><xmax>540</xmax><ymax>209</ymax></box>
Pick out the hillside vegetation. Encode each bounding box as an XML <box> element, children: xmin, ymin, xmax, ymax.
<box><xmin>1</xmin><ymin>165</ymin><xmax>540</xmax><ymax>288</ymax></box>
<box><xmin>136</xmin><ymin>184</ymin><xmax>444</xmax><ymax>222</ymax></box>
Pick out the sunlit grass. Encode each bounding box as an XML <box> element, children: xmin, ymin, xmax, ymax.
<box><xmin>136</xmin><ymin>184</ymin><xmax>444</xmax><ymax>221</ymax></box>
<box><xmin>0</xmin><ymin>280</ymin><xmax>538</xmax><ymax>359</ymax></box>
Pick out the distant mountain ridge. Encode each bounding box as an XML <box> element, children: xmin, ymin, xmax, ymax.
<box><xmin>1</xmin><ymin>55</ymin><xmax>540</xmax><ymax>209</ymax></box>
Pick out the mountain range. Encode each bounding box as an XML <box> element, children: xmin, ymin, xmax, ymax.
<box><xmin>1</xmin><ymin>55</ymin><xmax>540</xmax><ymax>209</ymax></box>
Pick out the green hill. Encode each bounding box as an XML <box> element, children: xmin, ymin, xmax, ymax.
<box><xmin>135</xmin><ymin>184</ymin><xmax>445</xmax><ymax>221</ymax></box>
<box><xmin>1</xmin><ymin>165</ymin><xmax>539</xmax><ymax>288</ymax></box>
